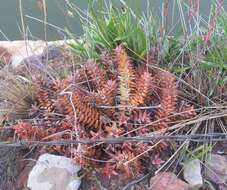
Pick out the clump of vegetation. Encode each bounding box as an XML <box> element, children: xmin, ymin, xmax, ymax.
<box><xmin>0</xmin><ymin>0</ymin><xmax>227</xmax><ymax>189</ymax></box>
<box><xmin>4</xmin><ymin>45</ymin><xmax>194</xmax><ymax>180</ymax></box>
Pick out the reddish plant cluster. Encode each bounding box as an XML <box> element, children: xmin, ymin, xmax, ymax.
<box><xmin>13</xmin><ymin>45</ymin><xmax>196</xmax><ymax>178</ymax></box>
<box><xmin>203</xmin><ymin>0</ymin><xmax>224</xmax><ymax>44</ymax></box>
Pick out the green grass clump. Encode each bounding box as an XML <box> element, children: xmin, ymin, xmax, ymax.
<box><xmin>67</xmin><ymin>0</ymin><xmax>161</xmax><ymax>60</ymax></box>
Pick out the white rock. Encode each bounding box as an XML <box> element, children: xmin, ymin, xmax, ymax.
<box><xmin>27</xmin><ymin>153</ymin><xmax>81</xmax><ymax>190</ymax></box>
<box><xmin>0</xmin><ymin>40</ymin><xmax>67</xmax><ymax>67</ymax></box>
<box><xmin>183</xmin><ymin>159</ymin><xmax>203</xmax><ymax>187</ymax></box>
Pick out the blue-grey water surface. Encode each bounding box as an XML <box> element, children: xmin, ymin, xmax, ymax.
<box><xmin>0</xmin><ymin>0</ymin><xmax>226</xmax><ymax>40</ymax></box>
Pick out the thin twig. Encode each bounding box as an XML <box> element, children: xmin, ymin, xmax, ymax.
<box><xmin>1</xmin><ymin>133</ymin><xmax>227</xmax><ymax>148</ymax></box>
<box><xmin>122</xmin><ymin>172</ymin><xmax>151</xmax><ymax>190</ymax></box>
<box><xmin>95</xmin><ymin>104</ymin><xmax>161</xmax><ymax>110</ymax></box>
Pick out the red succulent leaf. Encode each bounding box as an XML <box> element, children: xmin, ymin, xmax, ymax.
<box><xmin>102</xmin><ymin>163</ymin><xmax>118</xmax><ymax>178</ymax></box>
<box><xmin>118</xmin><ymin>112</ymin><xmax>129</xmax><ymax>126</ymax></box>
<box><xmin>152</xmin><ymin>153</ymin><xmax>165</xmax><ymax>168</ymax></box>
<box><xmin>105</xmin><ymin>122</ymin><xmax>124</xmax><ymax>137</ymax></box>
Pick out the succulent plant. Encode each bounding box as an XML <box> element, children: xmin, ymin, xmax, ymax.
<box><xmin>11</xmin><ymin>45</ymin><xmax>196</xmax><ymax>178</ymax></box>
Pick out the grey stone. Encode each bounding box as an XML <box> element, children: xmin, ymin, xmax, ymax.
<box><xmin>184</xmin><ymin>159</ymin><xmax>203</xmax><ymax>187</ymax></box>
<box><xmin>205</xmin><ymin>154</ymin><xmax>227</xmax><ymax>185</ymax></box>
